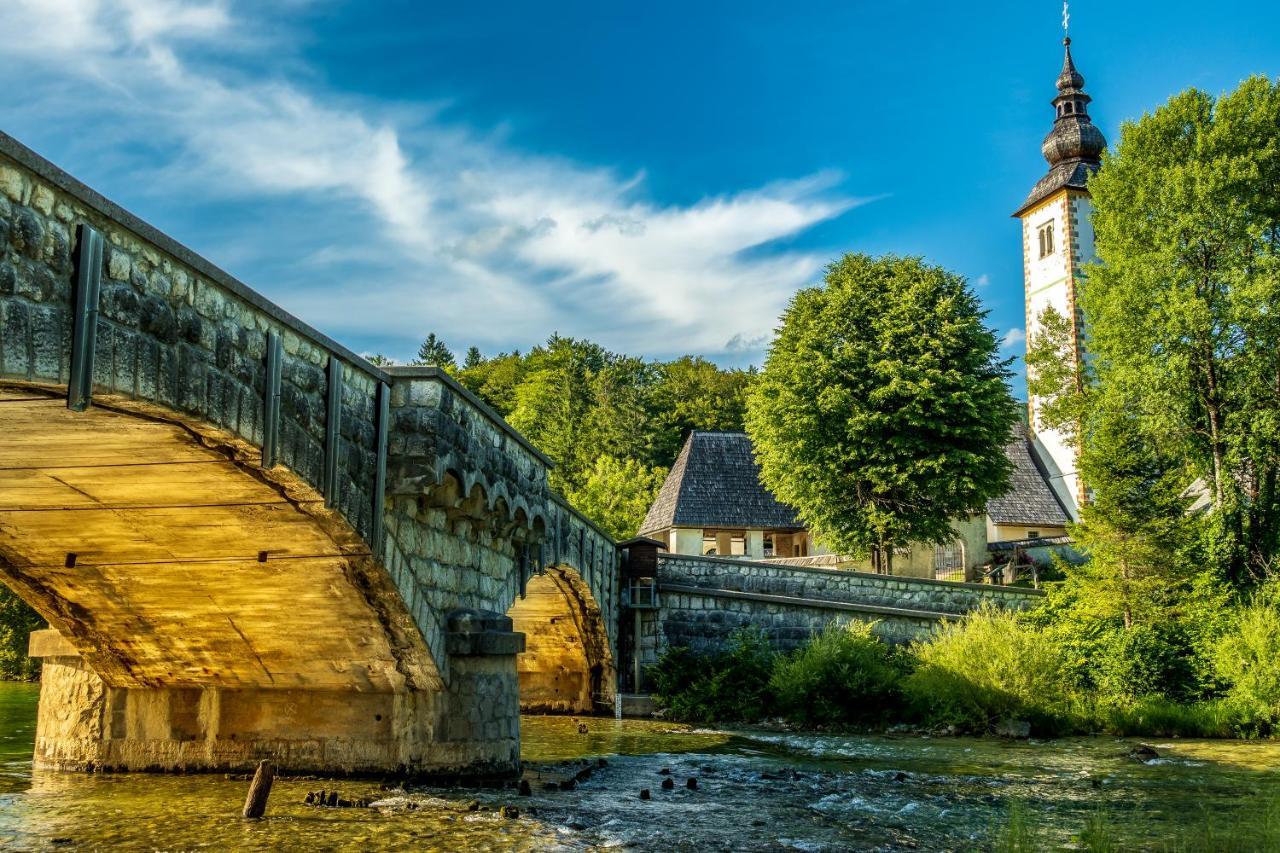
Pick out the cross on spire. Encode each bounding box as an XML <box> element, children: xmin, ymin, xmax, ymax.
<box><xmin>1062</xmin><ymin>1</ymin><xmax>1070</xmax><ymax>36</ymax></box>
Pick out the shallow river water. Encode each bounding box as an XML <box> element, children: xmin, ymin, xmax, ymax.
<box><xmin>1</xmin><ymin>682</ymin><xmax>1278</xmax><ymax>851</ymax></box>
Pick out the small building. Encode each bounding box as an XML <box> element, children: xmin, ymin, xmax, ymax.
<box><xmin>638</xmin><ymin>429</ymin><xmax>1072</xmax><ymax>582</ymax></box>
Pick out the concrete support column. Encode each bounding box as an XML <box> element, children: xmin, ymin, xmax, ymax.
<box><xmin>746</xmin><ymin>530</ymin><xmax>764</xmax><ymax>559</ymax></box>
<box><xmin>716</xmin><ymin>531</ymin><xmax>733</xmax><ymax>557</ymax></box>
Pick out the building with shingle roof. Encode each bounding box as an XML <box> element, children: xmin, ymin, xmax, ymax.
<box><xmin>638</xmin><ymin>428</ymin><xmax>1071</xmax><ymax>581</ymax></box>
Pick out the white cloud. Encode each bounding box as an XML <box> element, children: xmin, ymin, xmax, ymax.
<box><xmin>0</xmin><ymin>0</ymin><xmax>862</xmax><ymax>361</ymax></box>
<box><xmin>974</xmin><ymin>273</ymin><xmax>991</xmax><ymax>289</ymax></box>
<box><xmin>1001</xmin><ymin>327</ymin><xmax>1027</xmax><ymax>349</ymax></box>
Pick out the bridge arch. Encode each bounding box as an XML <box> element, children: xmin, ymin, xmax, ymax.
<box><xmin>0</xmin><ymin>130</ymin><xmax>622</xmax><ymax>778</ymax></box>
<box><xmin>507</xmin><ymin>564</ymin><xmax>615</xmax><ymax>714</ymax></box>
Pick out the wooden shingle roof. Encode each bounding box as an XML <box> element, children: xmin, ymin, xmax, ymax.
<box><xmin>639</xmin><ymin>432</ymin><xmax>803</xmax><ymax>534</ymax></box>
<box><xmin>985</xmin><ymin>432</ymin><xmax>1071</xmax><ymax>527</ymax></box>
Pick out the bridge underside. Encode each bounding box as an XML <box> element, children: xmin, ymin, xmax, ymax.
<box><xmin>0</xmin><ymin>384</ymin><xmax>518</xmax><ymax>778</ymax></box>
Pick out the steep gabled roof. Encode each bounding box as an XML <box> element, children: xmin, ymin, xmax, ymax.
<box><xmin>986</xmin><ymin>431</ymin><xmax>1071</xmax><ymax>527</ymax></box>
<box><xmin>639</xmin><ymin>432</ymin><xmax>803</xmax><ymax>534</ymax></box>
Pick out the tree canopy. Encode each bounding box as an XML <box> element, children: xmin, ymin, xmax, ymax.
<box><xmin>1031</xmin><ymin>76</ymin><xmax>1280</xmax><ymax>587</ymax></box>
<box><xmin>453</xmin><ymin>334</ymin><xmax>753</xmax><ymax>537</ymax></box>
<box><xmin>746</xmin><ymin>253</ymin><xmax>1019</xmax><ymax>570</ymax></box>
<box><xmin>413</xmin><ymin>332</ymin><xmax>457</xmax><ymax>368</ymax></box>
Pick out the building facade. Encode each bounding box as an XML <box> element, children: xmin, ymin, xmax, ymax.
<box><xmin>1014</xmin><ymin>37</ymin><xmax>1107</xmax><ymax>520</ymax></box>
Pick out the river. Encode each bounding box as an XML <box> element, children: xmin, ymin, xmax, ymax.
<box><xmin>1</xmin><ymin>682</ymin><xmax>1277</xmax><ymax>851</ymax></box>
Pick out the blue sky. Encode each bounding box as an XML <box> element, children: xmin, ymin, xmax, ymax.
<box><xmin>2</xmin><ymin>1</ymin><xmax>1277</xmax><ymax>386</ymax></box>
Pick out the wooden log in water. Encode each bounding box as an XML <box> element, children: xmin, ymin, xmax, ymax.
<box><xmin>242</xmin><ymin>759</ymin><xmax>275</xmax><ymax>819</ymax></box>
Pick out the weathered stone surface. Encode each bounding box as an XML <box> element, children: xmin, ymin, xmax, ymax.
<box><xmin>646</xmin><ymin>553</ymin><xmax>1043</xmax><ymax>658</ymax></box>
<box><xmin>0</xmin><ymin>133</ymin><xmax>622</xmax><ymax>779</ymax></box>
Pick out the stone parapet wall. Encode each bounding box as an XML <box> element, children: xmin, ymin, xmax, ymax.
<box><xmin>650</xmin><ymin>553</ymin><xmax>1042</xmax><ymax>653</ymax></box>
<box><xmin>0</xmin><ymin>131</ymin><xmax>384</xmax><ymax>546</ymax></box>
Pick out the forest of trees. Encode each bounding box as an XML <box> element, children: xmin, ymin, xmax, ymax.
<box><xmin>407</xmin><ymin>334</ymin><xmax>755</xmax><ymax>539</ymax></box>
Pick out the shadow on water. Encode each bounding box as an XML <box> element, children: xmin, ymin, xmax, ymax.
<box><xmin>1</xmin><ymin>682</ymin><xmax>1278</xmax><ymax>851</ymax></box>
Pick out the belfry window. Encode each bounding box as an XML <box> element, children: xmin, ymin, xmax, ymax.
<box><xmin>1038</xmin><ymin>222</ymin><xmax>1055</xmax><ymax>258</ymax></box>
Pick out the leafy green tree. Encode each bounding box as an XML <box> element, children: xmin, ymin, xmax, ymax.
<box><xmin>413</xmin><ymin>332</ymin><xmax>457</xmax><ymax>369</ymax></box>
<box><xmin>565</xmin><ymin>456</ymin><xmax>667</xmax><ymax>540</ymax></box>
<box><xmin>649</xmin><ymin>357</ymin><xmax>752</xmax><ymax>466</ymax></box>
<box><xmin>462</xmin><ymin>346</ymin><xmax>485</xmax><ymax>371</ymax></box>
<box><xmin>507</xmin><ymin>335</ymin><xmax>607</xmax><ymax>492</ymax></box>
<box><xmin>0</xmin><ymin>587</ymin><xmax>42</xmax><ymax>681</ymax></box>
<box><xmin>1074</xmin><ymin>77</ymin><xmax>1280</xmax><ymax>585</ymax></box>
<box><xmin>746</xmin><ymin>253</ymin><xmax>1019</xmax><ymax>572</ymax></box>
<box><xmin>365</xmin><ymin>353</ymin><xmax>396</xmax><ymax>366</ymax></box>
<box><xmin>457</xmin><ymin>350</ymin><xmax>526</xmax><ymax>415</ymax></box>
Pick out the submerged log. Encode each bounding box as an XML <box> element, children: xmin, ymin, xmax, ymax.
<box><xmin>242</xmin><ymin>759</ymin><xmax>275</xmax><ymax>819</ymax></box>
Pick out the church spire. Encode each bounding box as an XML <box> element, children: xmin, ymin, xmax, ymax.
<box><xmin>1041</xmin><ymin>37</ymin><xmax>1105</xmax><ymax>168</ymax></box>
<box><xmin>1014</xmin><ymin>27</ymin><xmax>1107</xmax><ymax>216</ymax></box>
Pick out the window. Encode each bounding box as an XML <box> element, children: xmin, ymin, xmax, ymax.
<box><xmin>1027</xmin><ymin>530</ymin><xmax>1041</xmax><ymax>540</ymax></box>
<box><xmin>763</xmin><ymin>532</ymin><xmax>775</xmax><ymax>557</ymax></box>
<box><xmin>730</xmin><ymin>535</ymin><xmax>746</xmax><ymax>556</ymax></box>
<box><xmin>1064</xmin><ymin>102</ymin><xmax>1074</xmax><ymax>114</ymax></box>
<box><xmin>1037</xmin><ymin>221</ymin><xmax>1055</xmax><ymax>258</ymax></box>
<box><xmin>702</xmin><ymin>534</ymin><xmax>717</xmax><ymax>556</ymax></box>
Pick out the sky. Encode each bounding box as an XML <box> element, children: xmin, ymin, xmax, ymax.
<box><xmin>1</xmin><ymin>1</ymin><xmax>1277</xmax><ymax>387</ymax></box>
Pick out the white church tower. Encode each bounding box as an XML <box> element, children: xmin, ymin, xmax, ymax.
<box><xmin>1014</xmin><ymin>34</ymin><xmax>1106</xmax><ymax>521</ymax></box>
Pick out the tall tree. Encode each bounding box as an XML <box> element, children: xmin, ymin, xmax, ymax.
<box><xmin>507</xmin><ymin>335</ymin><xmax>607</xmax><ymax>493</ymax></box>
<box><xmin>565</xmin><ymin>456</ymin><xmax>668</xmax><ymax>540</ymax></box>
<box><xmin>649</xmin><ymin>356</ymin><xmax>752</xmax><ymax>467</ymax></box>
<box><xmin>413</xmin><ymin>333</ymin><xmax>457</xmax><ymax>369</ymax></box>
<box><xmin>462</xmin><ymin>346</ymin><xmax>485</xmax><ymax>371</ymax></box>
<box><xmin>1034</xmin><ymin>77</ymin><xmax>1280</xmax><ymax>585</ymax></box>
<box><xmin>746</xmin><ymin>253</ymin><xmax>1019</xmax><ymax>572</ymax></box>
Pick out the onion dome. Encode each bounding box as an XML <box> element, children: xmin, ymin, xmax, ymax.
<box><xmin>1014</xmin><ymin>37</ymin><xmax>1107</xmax><ymax>217</ymax></box>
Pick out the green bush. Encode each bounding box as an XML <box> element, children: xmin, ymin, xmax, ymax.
<box><xmin>769</xmin><ymin>622</ymin><xmax>911</xmax><ymax>727</ymax></box>
<box><xmin>1214</xmin><ymin>593</ymin><xmax>1280</xmax><ymax>735</ymax></box>
<box><xmin>903</xmin><ymin>605</ymin><xmax>1081</xmax><ymax>734</ymax></box>
<box><xmin>1099</xmin><ymin>696</ymin><xmax>1237</xmax><ymax>738</ymax></box>
<box><xmin>1094</xmin><ymin>623</ymin><xmax>1196</xmax><ymax>704</ymax></box>
<box><xmin>649</xmin><ymin>628</ymin><xmax>776</xmax><ymax>723</ymax></box>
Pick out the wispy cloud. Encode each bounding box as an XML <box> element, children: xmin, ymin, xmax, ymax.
<box><xmin>1000</xmin><ymin>327</ymin><xmax>1026</xmax><ymax>350</ymax></box>
<box><xmin>974</xmin><ymin>273</ymin><xmax>991</xmax><ymax>289</ymax></box>
<box><xmin>0</xmin><ymin>0</ymin><xmax>863</xmax><ymax>362</ymax></box>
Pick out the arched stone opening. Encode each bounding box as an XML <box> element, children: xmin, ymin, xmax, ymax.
<box><xmin>506</xmin><ymin>565</ymin><xmax>614</xmax><ymax>715</ymax></box>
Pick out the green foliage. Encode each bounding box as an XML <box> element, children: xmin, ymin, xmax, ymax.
<box><xmin>365</xmin><ymin>353</ymin><xmax>396</xmax><ymax>366</ymax></box>
<box><xmin>413</xmin><ymin>332</ymin><xmax>457</xmax><ymax>368</ymax></box>
<box><xmin>993</xmin><ymin>802</ymin><xmax>1038</xmax><ymax>853</ymax></box>
<box><xmin>564</xmin><ymin>456</ymin><xmax>667</xmax><ymax>540</ymax></box>
<box><xmin>649</xmin><ymin>629</ymin><xmax>776</xmax><ymax>723</ymax></box>
<box><xmin>903</xmin><ymin>606</ymin><xmax>1081</xmax><ymax>734</ymax></box>
<box><xmin>1036</xmin><ymin>76</ymin><xmax>1280</xmax><ymax>586</ymax></box>
<box><xmin>1099</xmin><ymin>696</ymin><xmax>1236</xmax><ymax>739</ymax></box>
<box><xmin>1094</xmin><ymin>623</ymin><xmax>1196</xmax><ymax>704</ymax></box>
<box><xmin>450</xmin><ymin>334</ymin><xmax>752</xmax><ymax>534</ymax></box>
<box><xmin>1214</xmin><ymin>586</ymin><xmax>1280</xmax><ymax>734</ymax></box>
<box><xmin>746</xmin><ymin>253</ymin><xmax>1019</xmax><ymax>569</ymax></box>
<box><xmin>769</xmin><ymin>622</ymin><xmax>911</xmax><ymax>727</ymax></box>
<box><xmin>0</xmin><ymin>586</ymin><xmax>42</xmax><ymax>681</ymax></box>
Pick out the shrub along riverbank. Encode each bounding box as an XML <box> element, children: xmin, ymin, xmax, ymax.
<box><xmin>650</xmin><ymin>583</ymin><xmax>1280</xmax><ymax>739</ymax></box>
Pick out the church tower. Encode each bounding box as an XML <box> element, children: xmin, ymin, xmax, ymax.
<box><xmin>1014</xmin><ymin>35</ymin><xmax>1106</xmax><ymax>520</ymax></box>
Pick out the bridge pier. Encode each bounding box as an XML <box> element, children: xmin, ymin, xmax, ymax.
<box><xmin>28</xmin><ymin>617</ymin><xmax>524</xmax><ymax>780</ymax></box>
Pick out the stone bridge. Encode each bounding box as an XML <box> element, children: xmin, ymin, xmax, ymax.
<box><xmin>0</xmin><ymin>131</ymin><xmax>618</xmax><ymax>779</ymax></box>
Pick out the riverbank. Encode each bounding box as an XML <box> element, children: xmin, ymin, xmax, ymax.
<box><xmin>3</xmin><ymin>683</ymin><xmax>1280</xmax><ymax>851</ymax></box>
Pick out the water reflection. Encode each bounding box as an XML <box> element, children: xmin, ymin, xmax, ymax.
<box><xmin>0</xmin><ymin>683</ymin><xmax>1278</xmax><ymax>851</ymax></box>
